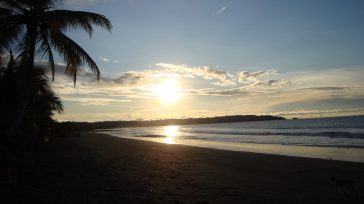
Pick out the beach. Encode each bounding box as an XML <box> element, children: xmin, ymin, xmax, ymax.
<box><xmin>3</xmin><ymin>132</ymin><xmax>364</xmax><ymax>204</ymax></box>
<box><xmin>2</xmin><ymin>1</ymin><xmax>364</xmax><ymax>204</ymax></box>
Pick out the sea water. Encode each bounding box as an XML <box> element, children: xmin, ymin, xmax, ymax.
<box><xmin>100</xmin><ymin>115</ymin><xmax>364</xmax><ymax>162</ymax></box>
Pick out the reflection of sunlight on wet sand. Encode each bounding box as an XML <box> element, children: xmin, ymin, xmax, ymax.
<box><xmin>163</xmin><ymin>125</ymin><xmax>179</xmax><ymax>144</ymax></box>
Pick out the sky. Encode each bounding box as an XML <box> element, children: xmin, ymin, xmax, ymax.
<box><xmin>48</xmin><ymin>0</ymin><xmax>364</xmax><ymax>121</ymax></box>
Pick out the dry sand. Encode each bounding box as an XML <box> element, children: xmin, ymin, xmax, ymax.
<box><xmin>2</xmin><ymin>132</ymin><xmax>364</xmax><ymax>203</ymax></box>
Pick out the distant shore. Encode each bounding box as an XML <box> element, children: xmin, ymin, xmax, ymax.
<box><xmin>4</xmin><ymin>132</ymin><xmax>364</xmax><ymax>203</ymax></box>
<box><xmin>55</xmin><ymin>115</ymin><xmax>285</xmax><ymax>132</ymax></box>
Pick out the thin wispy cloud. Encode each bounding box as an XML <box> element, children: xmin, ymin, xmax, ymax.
<box><xmin>99</xmin><ymin>57</ymin><xmax>120</xmax><ymax>64</ymax></box>
<box><xmin>193</xmin><ymin>87</ymin><xmax>252</xmax><ymax>97</ymax></box>
<box><xmin>112</xmin><ymin>72</ymin><xmax>145</xmax><ymax>85</ymax></box>
<box><xmin>62</xmin><ymin>96</ymin><xmax>132</xmax><ymax>106</ymax></box>
<box><xmin>156</xmin><ymin>63</ymin><xmax>236</xmax><ymax>86</ymax></box>
<box><xmin>299</xmin><ymin>87</ymin><xmax>349</xmax><ymax>91</ymax></box>
<box><xmin>270</xmin><ymin>108</ymin><xmax>364</xmax><ymax>118</ymax></box>
<box><xmin>238</xmin><ymin>70</ymin><xmax>277</xmax><ymax>83</ymax></box>
<box><xmin>215</xmin><ymin>6</ymin><xmax>227</xmax><ymax>15</ymax></box>
<box><xmin>99</xmin><ymin>57</ymin><xmax>109</xmax><ymax>62</ymax></box>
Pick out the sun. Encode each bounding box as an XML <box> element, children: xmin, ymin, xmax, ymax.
<box><xmin>152</xmin><ymin>79</ymin><xmax>182</xmax><ymax>104</ymax></box>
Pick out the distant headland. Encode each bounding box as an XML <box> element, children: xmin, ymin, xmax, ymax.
<box><xmin>55</xmin><ymin>115</ymin><xmax>285</xmax><ymax>132</ymax></box>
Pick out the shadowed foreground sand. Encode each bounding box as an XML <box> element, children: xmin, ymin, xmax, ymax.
<box><xmin>3</xmin><ymin>132</ymin><xmax>364</xmax><ymax>203</ymax></box>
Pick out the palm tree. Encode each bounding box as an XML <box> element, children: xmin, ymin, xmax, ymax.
<box><xmin>0</xmin><ymin>0</ymin><xmax>111</xmax><ymax>137</ymax></box>
<box><xmin>27</xmin><ymin>67</ymin><xmax>63</xmax><ymax>141</ymax></box>
<box><xmin>0</xmin><ymin>57</ymin><xmax>63</xmax><ymax>141</ymax></box>
<box><xmin>1</xmin><ymin>56</ymin><xmax>63</xmax><ymax>190</ymax></box>
<box><xmin>0</xmin><ymin>0</ymin><xmax>112</xmax><ymax>84</ymax></box>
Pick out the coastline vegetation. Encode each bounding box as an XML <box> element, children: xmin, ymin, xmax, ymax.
<box><xmin>55</xmin><ymin>115</ymin><xmax>285</xmax><ymax>132</ymax></box>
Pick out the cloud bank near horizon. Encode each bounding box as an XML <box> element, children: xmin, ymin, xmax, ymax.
<box><xmin>40</xmin><ymin>61</ymin><xmax>364</xmax><ymax>121</ymax></box>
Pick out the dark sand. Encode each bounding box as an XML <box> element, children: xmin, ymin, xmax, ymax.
<box><xmin>2</xmin><ymin>132</ymin><xmax>364</xmax><ymax>203</ymax></box>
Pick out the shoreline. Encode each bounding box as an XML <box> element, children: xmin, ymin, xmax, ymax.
<box><xmin>102</xmin><ymin>131</ymin><xmax>364</xmax><ymax>163</ymax></box>
<box><xmin>4</xmin><ymin>132</ymin><xmax>364</xmax><ymax>203</ymax></box>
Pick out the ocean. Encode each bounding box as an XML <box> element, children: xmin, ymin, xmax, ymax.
<box><xmin>100</xmin><ymin>115</ymin><xmax>364</xmax><ymax>163</ymax></box>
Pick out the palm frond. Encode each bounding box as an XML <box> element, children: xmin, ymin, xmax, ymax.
<box><xmin>50</xmin><ymin>31</ymin><xmax>100</xmax><ymax>85</ymax></box>
<box><xmin>0</xmin><ymin>7</ymin><xmax>19</xmax><ymax>18</ymax></box>
<box><xmin>29</xmin><ymin>67</ymin><xmax>64</xmax><ymax>115</ymax></box>
<box><xmin>45</xmin><ymin>10</ymin><xmax>112</xmax><ymax>36</ymax></box>
<box><xmin>49</xmin><ymin>32</ymin><xmax>81</xmax><ymax>85</ymax></box>
<box><xmin>0</xmin><ymin>24</ymin><xmax>24</xmax><ymax>64</ymax></box>
<box><xmin>14</xmin><ymin>28</ymin><xmax>42</xmax><ymax>64</ymax></box>
<box><xmin>37</xmin><ymin>28</ymin><xmax>55</xmax><ymax>81</ymax></box>
<box><xmin>0</xmin><ymin>14</ymin><xmax>26</xmax><ymax>30</ymax></box>
<box><xmin>1</xmin><ymin>0</ymin><xmax>111</xmax><ymax>85</ymax></box>
<box><xmin>45</xmin><ymin>90</ymin><xmax>64</xmax><ymax>114</ymax></box>
<box><xmin>0</xmin><ymin>0</ymin><xmax>27</xmax><ymax>14</ymax></box>
<box><xmin>0</xmin><ymin>15</ymin><xmax>28</xmax><ymax>52</ymax></box>
<box><xmin>38</xmin><ymin>0</ymin><xmax>64</xmax><ymax>9</ymax></box>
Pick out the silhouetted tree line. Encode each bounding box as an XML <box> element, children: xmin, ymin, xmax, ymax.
<box><xmin>0</xmin><ymin>55</ymin><xmax>63</xmax><ymax>142</ymax></box>
<box><xmin>54</xmin><ymin>115</ymin><xmax>285</xmax><ymax>132</ymax></box>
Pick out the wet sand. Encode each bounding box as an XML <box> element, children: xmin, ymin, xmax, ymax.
<box><xmin>3</xmin><ymin>132</ymin><xmax>364</xmax><ymax>203</ymax></box>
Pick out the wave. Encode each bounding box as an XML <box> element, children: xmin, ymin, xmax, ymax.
<box><xmin>182</xmin><ymin>129</ymin><xmax>364</xmax><ymax>138</ymax></box>
<box><xmin>100</xmin><ymin>116</ymin><xmax>364</xmax><ymax>151</ymax></box>
<box><xmin>126</xmin><ymin>134</ymin><xmax>364</xmax><ymax>148</ymax></box>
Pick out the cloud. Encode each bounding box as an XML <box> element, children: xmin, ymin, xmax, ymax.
<box><xmin>270</xmin><ymin>108</ymin><xmax>364</xmax><ymax>118</ymax></box>
<box><xmin>282</xmin><ymin>68</ymin><xmax>364</xmax><ymax>101</ymax></box>
<box><xmin>99</xmin><ymin>57</ymin><xmax>109</xmax><ymax>62</ymax></box>
<box><xmin>48</xmin><ymin>61</ymin><xmax>364</xmax><ymax>103</ymax></box>
<box><xmin>39</xmin><ymin>61</ymin><xmax>286</xmax><ymax>100</ymax></box>
<box><xmin>112</xmin><ymin>72</ymin><xmax>144</xmax><ymax>85</ymax></box>
<box><xmin>238</xmin><ymin>69</ymin><xmax>277</xmax><ymax>83</ymax></box>
<box><xmin>156</xmin><ymin>62</ymin><xmax>236</xmax><ymax>86</ymax></box>
<box><xmin>195</xmin><ymin>88</ymin><xmax>252</xmax><ymax>96</ymax></box>
<box><xmin>299</xmin><ymin>87</ymin><xmax>348</xmax><ymax>91</ymax></box>
<box><xmin>215</xmin><ymin>6</ymin><xmax>227</xmax><ymax>15</ymax></box>
<box><xmin>62</xmin><ymin>96</ymin><xmax>132</xmax><ymax>106</ymax></box>
<box><xmin>187</xmin><ymin>86</ymin><xmax>271</xmax><ymax>97</ymax></box>
<box><xmin>50</xmin><ymin>65</ymin><xmax>171</xmax><ymax>100</ymax></box>
<box><xmin>251</xmin><ymin>80</ymin><xmax>291</xmax><ymax>89</ymax></box>
<box><xmin>156</xmin><ymin>63</ymin><xmax>287</xmax><ymax>89</ymax></box>
<box><xmin>34</xmin><ymin>61</ymin><xmax>97</xmax><ymax>80</ymax></box>
<box><xmin>99</xmin><ymin>57</ymin><xmax>120</xmax><ymax>64</ymax></box>
<box><xmin>288</xmin><ymin>67</ymin><xmax>364</xmax><ymax>88</ymax></box>
<box><xmin>48</xmin><ymin>60</ymin><xmax>364</xmax><ymax>121</ymax></box>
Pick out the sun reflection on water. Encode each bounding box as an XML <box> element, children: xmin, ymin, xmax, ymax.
<box><xmin>163</xmin><ymin>125</ymin><xmax>179</xmax><ymax>144</ymax></box>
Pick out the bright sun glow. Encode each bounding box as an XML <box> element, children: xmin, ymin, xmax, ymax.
<box><xmin>152</xmin><ymin>79</ymin><xmax>182</xmax><ymax>104</ymax></box>
<box><xmin>163</xmin><ymin>125</ymin><xmax>179</xmax><ymax>144</ymax></box>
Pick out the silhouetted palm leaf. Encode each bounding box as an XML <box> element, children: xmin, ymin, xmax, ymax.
<box><xmin>0</xmin><ymin>0</ymin><xmax>112</xmax><ymax>83</ymax></box>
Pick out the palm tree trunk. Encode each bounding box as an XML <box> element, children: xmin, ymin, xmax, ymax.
<box><xmin>6</xmin><ymin>26</ymin><xmax>37</xmax><ymax>140</ymax></box>
<box><xmin>27</xmin><ymin>25</ymin><xmax>36</xmax><ymax>73</ymax></box>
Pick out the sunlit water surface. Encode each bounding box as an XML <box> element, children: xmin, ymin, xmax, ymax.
<box><xmin>100</xmin><ymin>115</ymin><xmax>364</xmax><ymax>163</ymax></box>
